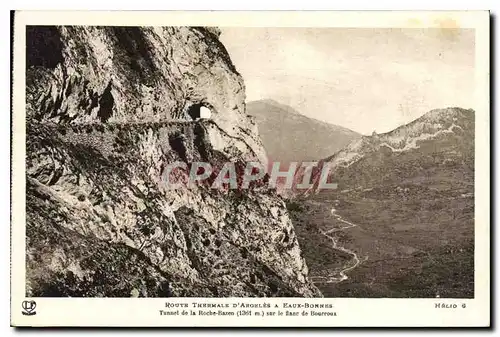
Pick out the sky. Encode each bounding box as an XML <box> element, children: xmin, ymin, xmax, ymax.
<box><xmin>220</xmin><ymin>28</ymin><xmax>475</xmax><ymax>135</ymax></box>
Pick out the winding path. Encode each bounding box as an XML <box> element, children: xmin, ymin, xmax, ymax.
<box><xmin>311</xmin><ymin>207</ymin><xmax>362</xmax><ymax>284</ymax></box>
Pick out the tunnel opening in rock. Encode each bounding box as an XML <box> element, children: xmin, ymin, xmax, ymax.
<box><xmin>186</xmin><ymin>103</ymin><xmax>212</xmax><ymax>120</ymax></box>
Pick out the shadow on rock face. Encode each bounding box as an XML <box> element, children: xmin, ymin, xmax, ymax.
<box><xmin>186</xmin><ymin>103</ymin><xmax>212</xmax><ymax>120</ymax></box>
<box><xmin>26</xmin><ymin>26</ymin><xmax>64</xmax><ymax>70</ymax></box>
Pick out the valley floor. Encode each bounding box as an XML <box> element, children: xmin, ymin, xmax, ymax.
<box><xmin>288</xmin><ymin>186</ymin><xmax>474</xmax><ymax>298</ymax></box>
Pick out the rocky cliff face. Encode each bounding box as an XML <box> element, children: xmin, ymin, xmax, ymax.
<box><xmin>26</xmin><ymin>26</ymin><xmax>321</xmax><ymax>297</ymax></box>
<box><xmin>294</xmin><ymin>107</ymin><xmax>475</xmax><ymax>195</ymax></box>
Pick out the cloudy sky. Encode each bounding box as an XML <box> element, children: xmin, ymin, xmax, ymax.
<box><xmin>220</xmin><ymin>28</ymin><xmax>475</xmax><ymax>135</ymax></box>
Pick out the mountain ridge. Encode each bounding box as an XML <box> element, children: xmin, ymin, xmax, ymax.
<box><xmin>293</xmin><ymin>106</ymin><xmax>474</xmax><ymax>195</ymax></box>
<box><xmin>248</xmin><ymin>99</ymin><xmax>358</xmax><ymax>134</ymax></box>
<box><xmin>25</xmin><ymin>26</ymin><xmax>321</xmax><ymax>297</ymax></box>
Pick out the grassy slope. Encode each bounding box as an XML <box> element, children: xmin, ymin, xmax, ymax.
<box><xmin>246</xmin><ymin>99</ymin><xmax>360</xmax><ymax>166</ymax></box>
<box><xmin>290</xmin><ymin>108</ymin><xmax>475</xmax><ymax>298</ymax></box>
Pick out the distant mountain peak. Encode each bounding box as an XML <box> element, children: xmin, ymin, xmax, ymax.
<box><xmin>336</xmin><ymin>107</ymin><xmax>474</xmax><ymax>165</ymax></box>
<box><xmin>246</xmin><ymin>99</ymin><xmax>361</xmax><ymax>166</ymax></box>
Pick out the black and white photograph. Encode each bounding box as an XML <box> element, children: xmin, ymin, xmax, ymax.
<box><xmin>10</xmin><ymin>10</ymin><xmax>490</xmax><ymax>327</ymax></box>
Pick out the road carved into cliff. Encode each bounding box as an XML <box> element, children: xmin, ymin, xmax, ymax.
<box><xmin>311</xmin><ymin>207</ymin><xmax>361</xmax><ymax>284</ymax></box>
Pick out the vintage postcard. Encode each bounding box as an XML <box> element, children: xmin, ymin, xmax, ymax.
<box><xmin>11</xmin><ymin>10</ymin><xmax>490</xmax><ymax>327</ymax></box>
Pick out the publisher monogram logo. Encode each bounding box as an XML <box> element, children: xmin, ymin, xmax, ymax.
<box><xmin>21</xmin><ymin>300</ymin><xmax>36</xmax><ymax>316</ymax></box>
